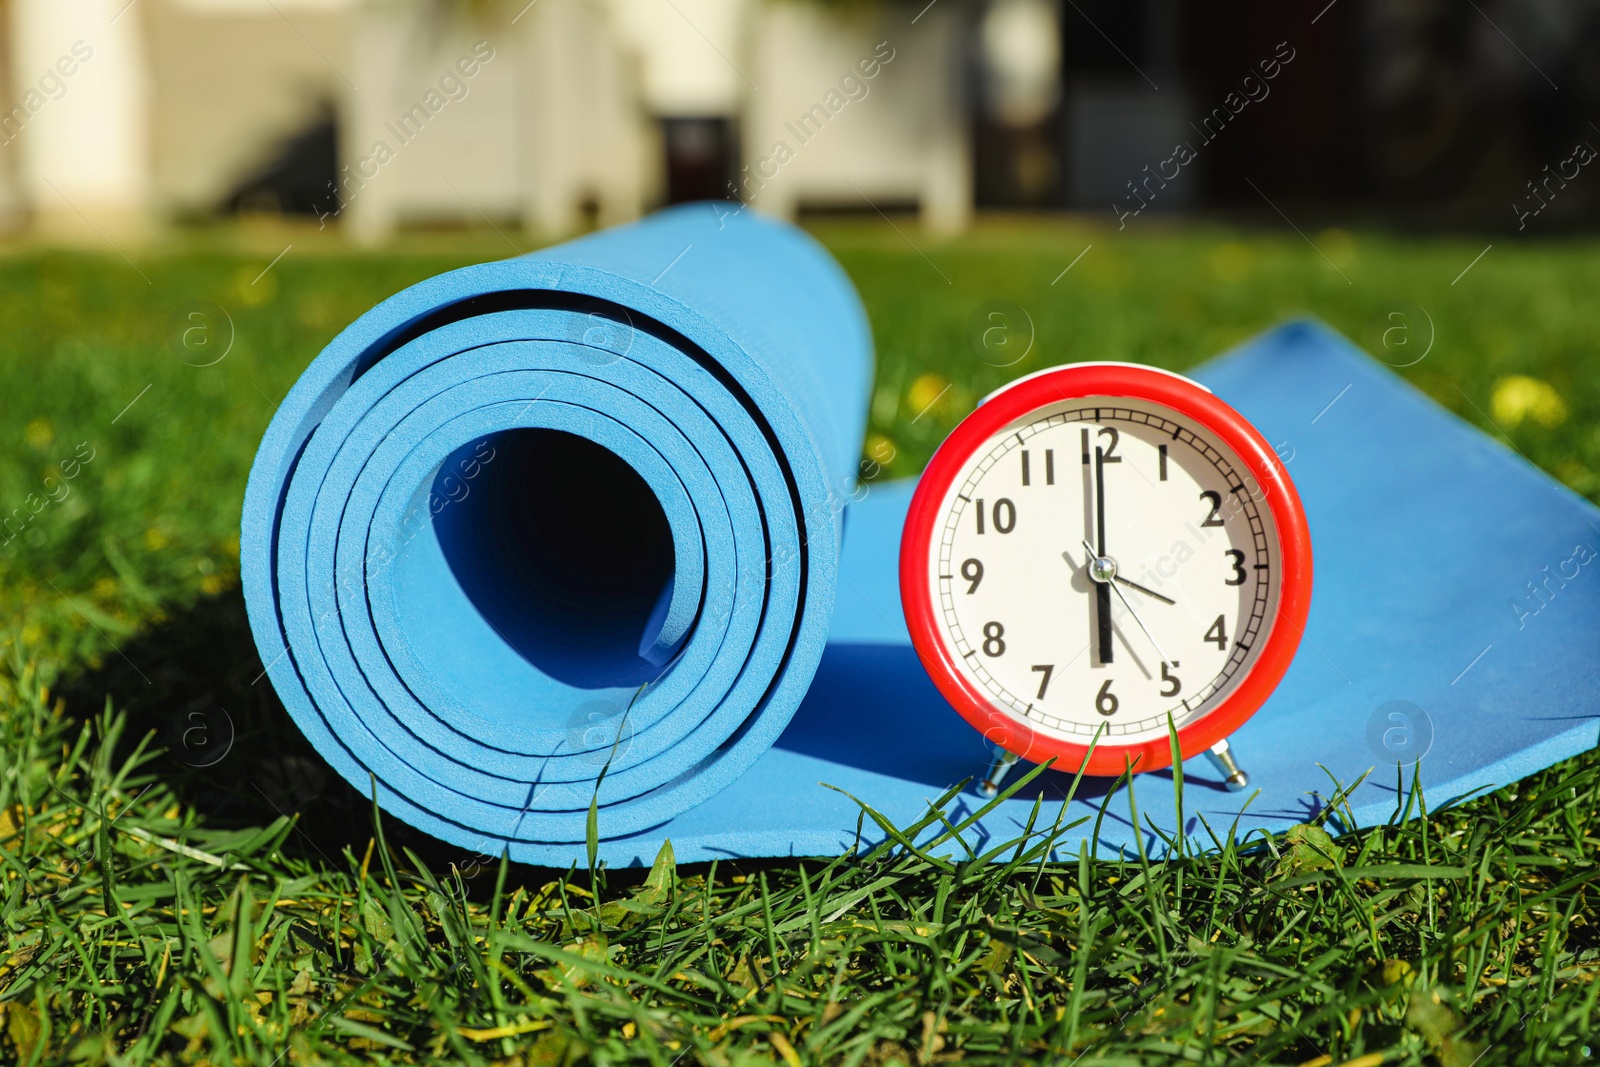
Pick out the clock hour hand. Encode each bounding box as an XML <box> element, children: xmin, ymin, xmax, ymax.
<box><xmin>1114</xmin><ymin>575</ymin><xmax>1175</xmax><ymax>605</ymax></box>
<box><xmin>1083</xmin><ymin>539</ymin><xmax>1173</xmax><ymax>666</ymax></box>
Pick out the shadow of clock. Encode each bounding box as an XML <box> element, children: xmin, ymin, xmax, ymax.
<box><xmin>773</xmin><ymin>643</ymin><xmax>1242</xmax><ymax>804</ymax></box>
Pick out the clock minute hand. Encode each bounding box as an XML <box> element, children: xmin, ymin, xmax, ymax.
<box><xmin>1082</xmin><ymin>538</ymin><xmax>1173</xmax><ymax>666</ymax></box>
<box><xmin>1094</xmin><ymin>444</ymin><xmax>1107</xmax><ymax>556</ymax></box>
<box><xmin>1091</xmin><ymin>447</ymin><xmax>1113</xmax><ymax>664</ymax></box>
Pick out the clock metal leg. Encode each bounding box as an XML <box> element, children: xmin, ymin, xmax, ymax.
<box><xmin>1205</xmin><ymin>738</ymin><xmax>1250</xmax><ymax>792</ymax></box>
<box><xmin>977</xmin><ymin>746</ymin><xmax>1021</xmax><ymax>797</ymax></box>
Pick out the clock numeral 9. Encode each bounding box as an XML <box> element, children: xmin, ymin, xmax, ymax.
<box><xmin>973</xmin><ymin>498</ymin><xmax>1016</xmax><ymax>535</ymax></box>
<box><xmin>1095</xmin><ymin>679</ymin><xmax>1118</xmax><ymax>716</ymax></box>
<box><xmin>1224</xmin><ymin>549</ymin><xmax>1247</xmax><ymax>585</ymax></box>
<box><xmin>961</xmin><ymin>558</ymin><xmax>983</xmax><ymax>594</ymax></box>
<box><xmin>981</xmin><ymin>621</ymin><xmax>1006</xmax><ymax>657</ymax></box>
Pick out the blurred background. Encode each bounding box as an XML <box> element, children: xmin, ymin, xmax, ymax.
<box><xmin>1</xmin><ymin>0</ymin><xmax>1597</xmax><ymax>239</ymax></box>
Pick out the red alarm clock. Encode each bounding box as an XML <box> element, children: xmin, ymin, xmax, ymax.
<box><xmin>900</xmin><ymin>363</ymin><xmax>1312</xmax><ymax>795</ymax></box>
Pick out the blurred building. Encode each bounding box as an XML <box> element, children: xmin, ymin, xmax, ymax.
<box><xmin>1</xmin><ymin>0</ymin><xmax>1596</xmax><ymax>239</ymax></box>
<box><xmin>0</xmin><ymin>0</ymin><xmax>970</xmax><ymax>239</ymax></box>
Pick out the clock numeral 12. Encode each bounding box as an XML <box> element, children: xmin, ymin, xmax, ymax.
<box><xmin>1081</xmin><ymin>427</ymin><xmax>1121</xmax><ymax>464</ymax></box>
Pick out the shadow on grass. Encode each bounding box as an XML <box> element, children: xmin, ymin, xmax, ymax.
<box><xmin>55</xmin><ymin>588</ymin><xmax>567</xmax><ymax>888</ymax></box>
<box><xmin>58</xmin><ymin>594</ymin><xmax>1250</xmax><ymax>881</ymax></box>
<box><xmin>55</xmin><ymin>587</ymin><xmax>831</xmax><ymax>891</ymax></box>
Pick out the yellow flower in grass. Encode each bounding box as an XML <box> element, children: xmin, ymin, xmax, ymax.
<box><xmin>24</xmin><ymin>418</ymin><xmax>53</xmax><ymax>450</ymax></box>
<box><xmin>1491</xmin><ymin>375</ymin><xmax>1567</xmax><ymax>429</ymax></box>
<box><xmin>863</xmin><ymin>433</ymin><xmax>898</xmax><ymax>467</ymax></box>
<box><xmin>906</xmin><ymin>374</ymin><xmax>952</xmax><ymax>422</ymax></box>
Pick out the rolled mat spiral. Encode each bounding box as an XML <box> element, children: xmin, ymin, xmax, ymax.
<box><xmin>241</xmin><ymin>205</ymin><xmax>871</xmax><ymax>857</ymax></box>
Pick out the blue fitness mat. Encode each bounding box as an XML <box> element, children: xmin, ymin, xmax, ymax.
<box><xmin>583</xmin><ymin>319</ymin><xmax>1600</xmax><ymax>866</ymax></box>
<box><xmin>242</xmin><ymin>205</ymin><xmax>871</xmax><ymax>853</ymax></box>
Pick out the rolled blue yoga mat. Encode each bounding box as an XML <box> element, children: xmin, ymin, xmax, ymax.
<box><xmin>241</xmin><ymin>205</ymin><xmax>871</xmax><ymax>854</ymax></box>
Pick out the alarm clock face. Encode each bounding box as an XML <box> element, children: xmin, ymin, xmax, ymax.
<box><xmin>929</xmin><ymin>395</ymin><xmax>1283</xmax><ymax>747</ymax></box>
<box><xmin>895</xmin><ymin>351</ymin><xmax>1326</xmax><ymax>789</ymax></box>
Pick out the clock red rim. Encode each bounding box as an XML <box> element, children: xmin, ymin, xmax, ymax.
<box><xmin>898</xmin><ymin>363</ymin><xmax>1313</xmax><ymax>779</ymax></box>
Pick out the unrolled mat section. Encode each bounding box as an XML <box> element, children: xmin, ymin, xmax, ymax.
<box><xmin>241</xmin><ymin>206</ymin><xmax>873</xmax><ymax>855</ymax></box>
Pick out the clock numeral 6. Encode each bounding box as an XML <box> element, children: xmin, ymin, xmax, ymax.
<box><xmin>961</xmin><ymin>558</ymin><xmax>983</xmax><ymax>594</ymax></box>
<box><xmin>1224</xmin><ymin>549</ymin><xmax>1247</xmax><ymax>585</ymax></box>
<box><xmin>1095</xmin><ymin>679</ymin><xmax>1118</xmax><ymax>716</ymax></box>
<box><xmin>973</xmin><ymin>498</ymin><xmax>1016</xmax><ymax>535</ymax></box>
<box><xmin>981</xmin><ymin>621</ymin><xmax>1006</xmax><ymax>657</ymax></box>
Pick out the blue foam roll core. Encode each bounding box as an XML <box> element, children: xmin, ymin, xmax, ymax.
<box><xmin>241</xmin><ymin>206</ymin><xmax>871</xmax><ymax>848</ymax></box>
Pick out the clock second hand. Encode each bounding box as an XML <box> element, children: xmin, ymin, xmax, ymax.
<box><xmin>1082</xmin><ymin>538</ymin><xmax>1173</xmax><ymax>666</ymax></box>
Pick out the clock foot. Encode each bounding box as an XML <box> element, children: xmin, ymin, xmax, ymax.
<box><xmin>977</xmin><ymin>746</ymin><xmax>1021</xmax><ymax>797</ymax></box>
<box><xmin>1205</xmin><ymin>738</ymin><xmax>1250</xmax><ymax>792</ymax></box>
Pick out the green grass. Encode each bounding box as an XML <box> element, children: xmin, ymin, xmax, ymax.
<box><xmin>1</xmin><ymin>217</ymin><xmax>1597</xmax><ymax>1065</ymax></box>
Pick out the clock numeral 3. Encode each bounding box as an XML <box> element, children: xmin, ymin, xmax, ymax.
<box><xmin>1224</xmin><ymin>549</ymin><xmax>1247</xmax><ymax>585</ymax></box>
<box><xmin>982</xmin><ymin>621</ymin><xmax>1006</xmax><ymax>657</ymax></box>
